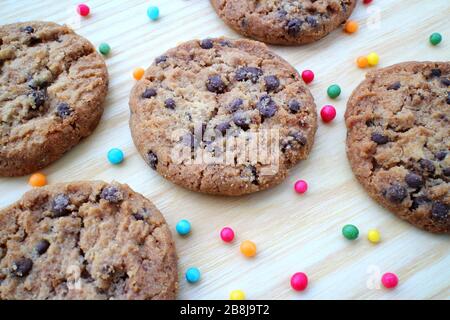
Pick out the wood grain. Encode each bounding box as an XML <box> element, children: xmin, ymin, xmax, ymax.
<box><xmin>1</xmin><ymin>0</ymin><xmax>449</xmax><ymax>299</ymax></box>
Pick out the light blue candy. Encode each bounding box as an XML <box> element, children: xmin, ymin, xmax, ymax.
<box><xmin>176</xmin><ymin>219</ymin><xmax>191</xmax><ymax>235</ymax></box>
<box><xmin>107</xmin><ymin>148</ymin><xmax>124</xmax><ymax>165</ymax></box>
<box><xmin>185</xmin><ymin>267</ymin><xmax>201</xmax><ymax>283</ymax></box>
<box><xmin>147</xmin><ymin>6</ymin><xmax>160</xmax><ymax>21</ymax></box>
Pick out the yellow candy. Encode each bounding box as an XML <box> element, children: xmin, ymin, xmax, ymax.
<box><xmin>367</xmin><ymin>229</ymin><xmax>381</xmax><ymax>243</ymax></box>
<box><xmin>367</xmin><ymin>52</ymin><xmax>379</xmax><ymax>66</ymax></box>
<box><xmin>230</xmin><ymin>289</ymin><xmax>246</xmax><ymax>300</ymax></box>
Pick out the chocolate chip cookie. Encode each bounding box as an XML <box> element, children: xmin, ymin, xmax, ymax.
<box><xmin>0</xmin><ymin>181</ymin><xmax>178</xmax><ymax>299</ymax></box>
<box><xmin>345</xmin><ymin>62</ymin><xmax>450</xmax><ymax>233</ymax></box>
<box><xmin>210</xmin><ymin>0</ymin><xmax>356</xmax><ymax>45</ymax></box>
<box><xmin>0</xmin><ymin>22</ymin><xmax>108</xmax><ymax>176</ymax></box>
<box><xmin>129</xmin><ymin>38</ymin><xmax>317</xmax><ymax>196</ymax></box>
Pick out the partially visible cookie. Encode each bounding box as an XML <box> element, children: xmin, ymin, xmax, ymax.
<box><xmin>0</xmin><ymin>181</ymin><xmax>178</xmax><ymax>299</ymax></box>
<box><xmin>345</xmin><ymin>61</ymin><xmax>450</xmax><ymax>233</ymax></box>
<box><xmin>210</xmin><ymin>0</ymin><xmax>356</xmax><ymax>45</ymax></box>
<box><xmin>129</xmin><ymin>38</ymin><xmax>317</xmax><ymax>196</ymax></box>
<box><xmin>0</xmin><ymin>21</ymin><xmax>108</xmax><ymax>176</ymax></box>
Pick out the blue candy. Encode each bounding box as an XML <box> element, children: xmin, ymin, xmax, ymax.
<box><xmin>107</xmin><ymin>148</ymin><xmax>124</xmax><ymax>165</ymax></box>
<box><xmin>147</xmin><ymin>6</ymin><xmax>160</xmax><ymax>21</ymax></box>
<box><xmin>176</xmin><ymin>219</ymin><xmax>191</xmax><ymax>235</ymax></box>
<box><xmin>185</xmin><ymin>267</ymin><xmax>201</xmax><ymax>283</ymax></box>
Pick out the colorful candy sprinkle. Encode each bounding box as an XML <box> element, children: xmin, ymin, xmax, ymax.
<box><xmin>229</xmin><ymin>289</ymin><xmax>246</xmax><ymax>300</ymax></box>
<box><xmin>367</xmin><ymin>229</ymin><xmax>381</xmax><ymax>243</ymax></box>
<box><xmin>220</xmin><ymin>227</ymin><xmax>235</xmax><ymax>243</ymax></box>
<box><xmin>357</xmin><ymin>56</ymin><xmax>369</xmax><ymax>68</ymax></box>
<box><xmin>29</xmin><ymin>173</ymin><xmax>47</xmax><ymax>187</ymax></box>
<box><xmin>294</xmin><ymin>180</ymin><xmax>308</xmax><ymax>194</ymax></box>
<box><xmin>185</xmin><ymin>267</ymin><xmax>201</xmax><ymax>283</ymax></box>
<box><xmin>381</xmin><ymin>272</ymin><xmax>398</xmax><ymax>289</ymax></box>
<box><xmin>344</xmin><ymin>20</ymin><xmax>359</xmax><ymax>33</ymax></box>
<box><xmin>301</xmin><ymin>70</ymin><xmax>315</xmax><ymax>84</ymax></box>
<box><xmin>320</xmin><ymin>105</ymin><xmax>336</xmax><ymax>123</ymax></box>
<box><xmin>176</xmin><ymin>219</ymin><xmax>191</xmax><ymax>236</ymax></box>
<box><xmin>429</xmin><ymin>32</ymin><xmax>442</xmax><ymax>46</ymax></box>
<box><xmin>133</xmin><ymin>68</ymin><xmax>145</xmax><ymax>80</ymax></box>
<box><xmin>240</xmin><ymin>240</ymin><xmax>257</xmax><ymax>257</ymax></box>
<box><xmin>107</xmin><ymin>148</ymin><xmax>124</xmax><ymax>165</ymax></box>
<box><xmin>99</xmin><ymin>43</ymin><xmax>111</xmax><ymax>56</ymax></box>
<box><xmin>147</xmin><ymin>6</ymin><xmax>160</xmax><ymax>21</ymax></box>
<box><xmin>367</xmin><ymin>52</ymin><xmax>379</xmax><ymax>66</ymax></box>
<box><xmin>342</xmin><ymin>224</ymin><xmax>359</xmax><ymax>240</ymax></box>
<box><xmin>77</xmin><ymin>4</ymin><xmax>90</xmax><ymax>17</ymax></box>
<box><xmin>290</xmin><ymin>272</ymin><xmax>308</xmax><ymax>291</ymax></box>
<box><xmin>327</xmin><ymin>84</ymin><xmax>341</xmax><ymax>99</ymax></box>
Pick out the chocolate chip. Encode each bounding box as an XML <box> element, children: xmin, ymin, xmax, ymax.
<box><xmin>235</xmin><ymin>67</ymin><xmax>263</xmax><ymax>83</ymax></box>
<box><xmin>142</xmin><ymin>88</ymin><xmax>157</xmax><ymax>99</ymax></box>
<box><xmin>288</xmin><ymin>100</ymin><xmax>301</xmax><ymax>113</ymax></box>
<box><xmin>443</xmin><ymin>167</ymin><xmax>450</xmax><ymax>177</ymax></box>
<box><xmin>228</xmin><ymin>98</ymin><xmax>243</xmax><ymax>112</ymax></box>
<box><xmin>447</xmin><ymin>92</ymin><xmax>450</xmax><ymax>105</ymax></box>
<box><xmin>147</xmin><ymin>151</ymin><xmax>158</xmax><ymax>170</ymax></box>
<box><xmin>286</xmin><ymin>18</ymin><xmax>302</xmax><ymax>36</ymax></box>
<box><xmin>371</xmin><ymin>132</ymin><xmax>389</xmax><ymax>144</ymax></box>
<box><xmin>233</xmin><ymin>111</ymin><xmax>251</xmax><ymax>131</ymax></box>
<box><xmin>290</xmin><ymin>132</ymin><xmax>307</xmax><ymax>145</ymax></box>
<box><xmin>200</xmin><ymin>39</ymin><xmax>213</xmax><ymax>49</ymax></box>
<box><xmin>436</xmin><ymin>150</ymin><xmax>447</xmax><ymax>161</ymax></box>
<box><xmin>257</xmin><ymin>95</ymin><xmax>278</xmax><ymax>118</ymax></box>
<box><xmin>21</xmin><ymin>26</ymin><xmax>34</xmax><ymax>34</ymax></box>
<box><xmin>431</xmin><ymin>68</ymin><xmax>442</xmax><ymax>77</ymax></box>
<box><xmin>51</xmin><ymin>194</ymin><xmax>70</xmax><ymax>217</ymax></box>
<box><xmin>264</xmin><ymin>75</ymin><xmax>280</xmax><ymax>92</ymax></box>
<box><xmin>305</xmin><ymin>16</ymin><xmax>318</xmax><ymax>27</ymax></box>
<box><xmin>35</xmin><ymin>239</ymin><xmax>50</xmax><ymax>255</ymax></box>
<box><xmin>30</xmin><ymin>89</ymin><xmax>46</xmax><ymax>108</ymax></box>
<box><xmin>247</xmin><ymin>165</ymin><xmax>259</xmax><ymax>185</ymax></box>
<box><xmin>387</xmin><ymin>81</ymin><xmax>401</xmax><ymax>90</ymax></box>
<box><xmin>216</xmin><ymin>121</ymin><xmax>231</xmax><ymax>135</ymax></box>
<box><xmin>441</xmin><ymin>78</ymin><xmax>450</xmax><ymax>86</ymax></box>
<box><xmin>11</xmin><ymin>258</ymin><xmax>33</xmax><ymax>277</ymax></box>
<box><xmin>405</xmin><ymin>173</ymin><xmax>423</xmax><ymax>188</ymax></box>
<box><xmin>277</xmin><ymin>9</ymin><xmax>288</xmax><ymax>17</ymax></box>
<box><xmin>219</xmin><ymin>40</ymin><xmax>232</xmax><ymax>47</ymax></box>
<box><xmin>155</xmin><ymin>55</ymin><xmax>168</xmax><ymax>64</ymax></box>
<box><xmin>431</xmin><ymin>201</ymin><xmax>448</xmax><ymax>222</ymax></box>
<box><xmin>164</xmin><ymin>98</ymin><xmax>176</xmax><ymax>109</ymax></box>
<box><xmin>385</xmin><ymin>184</ymin><xmax>407</xmax><ymax>203</ymax></box>
<box><xmin>56</xmin><ymin>102</ymin><xmax>73</xmax><ymax>118</ymax></box>
<box><xmin>206</xmin><ymin>75</ymin><xmax>226</xmax><ymax>93</ymax></box>
<box><xmin>100</xmin><ymin>186</ymin><xmax>123</xmax><ymax>203</ymax></box>
<box><xmin>133</xmin><ymin>213</ymin><xmax>144</xmax><ymax>220</ymax></box>
<box><xmin>419</xmin><ymin>159</ymin><xmax>435</xmax><ymax>173</ymax></box>
<box><xmin>28</xmin><ymin>36</ymin><xmax>41</xmax><ymax>45</ymax></box>
<box><xmin>411</xmin><ymin>195</ymin><xmax>430</xmax><ymax>210</ymax></box>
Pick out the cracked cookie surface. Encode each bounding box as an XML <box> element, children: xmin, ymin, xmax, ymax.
<box><xmin>0</xmin><ymin>181</ymin><xmax>178</xmax><ymax>299</ymax></box>
<box><xmin>0</xmin><ymin>22</ymin><xmax>108</xmax><ymax>176</ymax></box>
<box><xmin>129</xmin><ymin>38</ymin><xmax>317</xmax><ymax>196</ymax></box>
<box><xmin>345</xmin><ymin>62</ymin><xmax>450</xmax><ymax>233</ymax></box>
<box><xmin>210</xmin><ymin>0</ymin><xmax>356</xmax><ymax>45</ymax></box>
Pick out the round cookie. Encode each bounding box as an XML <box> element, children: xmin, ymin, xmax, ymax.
<box><xmin>129</xmin><ymin>38</ymin><xmax>317</xmax><ymax>196</ymax></box>
<box><xmin>0</xmin><ymin>181</ymin><xmax>178</xmax><ymax>299</ymax></box>
<box><xmin>210</xmin><ymin>0</ymin><xmax>357</xmax><ymax>45</ymax></box>
<box><xmin>0</xmin><ymin>22</ymin><xmax>108</xmax><ymax>176</ymax></box>
<box><xmin>345</xmin><ymin>62</ymin><xmax>450</xmax><ymax>233</ymax></box>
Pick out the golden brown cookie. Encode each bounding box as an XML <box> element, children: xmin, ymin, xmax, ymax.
<box><xmin>210</xmin><ymin>0</ymin><xmax>356</xmax><ymax>45</ymax></box>
<box><xmin>129</xmin><ymin>38</ymin><xmax>317</xmax><ymax>196</ymax></box>
<box><xmin>0</xmin><ymin>181</ymin><xmax>178</xmax><ymax>299</ymax></box>
<box><xmin>345</xmin><ymin>61</ymin><xmax>450</xmax><ymax>233</ymax></box>
<box><xmin>0</xmin><ymin>22</ymin><xmax>108</xmax><ymax>176</ymax></box>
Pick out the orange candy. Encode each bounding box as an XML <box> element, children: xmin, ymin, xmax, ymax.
<box><xmin>240</xmin><ymin>240</ymin><xmax>257</xmax><ymax>257</ymax></box>
<box><xmin>344</xmin><ymin>20</ymin><xmax>359</xmax><ymax>33</ymax></box>
<box><xmin>28</xmin><ymin>173</ymin><xmax>47</xmax><ymax>187</ymax></box>
<box><xmin>356</xmin><ymin>56</ymin><xmax>369</xmax><ymax>68</ymax></box>
<box><xmin>133</xmin><ymin>67</ymin><xmax>145</xmax><ymax>80</ymax></box>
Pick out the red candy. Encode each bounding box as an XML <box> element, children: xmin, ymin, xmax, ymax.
<box><xmin>320</xmin><ymin>105</ymin><xmax>336</xmax><ymax>123</ymax></box>
<box><xmin>294</xmin><ymin>180</ymin><xmax>308</xmax><ymax>194</ymax></box>
<box><xmin>220</xmin><ymin>227</ymin><xmax>235</xmax><ymax>243</ymax></box>
<box><xmin>291</xmin><ymin>272</ymin><xmax>308</xmax><ymax>291</ymax></box>
<box><xmin>301</xmin><ymin>70</ymin><xmax>314</xmax><ymax>84</ymax></box>
<box><xmin>381</xmin><ymin>272</ymin><xmax>398</xmax><ymax>289</ymax></box>
<box><xmin>363</xmin><ymin>0</ymin><xmax>373</xmax><ymax>4</ymax></box>
<box><xmin>77</xmin><ymin>4</ymin><xmax>90</xmax><ymax>16</ymax></box>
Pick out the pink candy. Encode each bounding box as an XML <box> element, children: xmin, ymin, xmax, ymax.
<box><xmin>220</xmin><ymin>227</ymin><xmax>235</xmax><ymax>243</ymax></box>
<box><xmin>291</xmin><ymin>272</ymin><xmax>308</xmax><ymax>291</ymax></box>
<box><xmin>294</xmin><ymin>180</ymin><xmax>308</xmax><ymax>194</ymax></box>
<box><xmin>77</xmin><ymin>4</ymin><xmax>90</xmax><ymax>16</ymax></box>
<box><xmin>320</xmin><ymin>105</ymin><xmax>336</xmax><ymax>123</ymax></box>
<box><xmin>381</xmin><ymin>272</ymin><xmax>398</xmax><ymax>289</ymax></box>
<box><xmin>301</xmin><ymin>70</ymin><xmax>315</xmax><ymax>84</ymax></box>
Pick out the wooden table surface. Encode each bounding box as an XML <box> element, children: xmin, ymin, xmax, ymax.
<box><xmin>1</xmin><ymin>0</ymin><xmax>449</xmax><ymax>300</ymax></box>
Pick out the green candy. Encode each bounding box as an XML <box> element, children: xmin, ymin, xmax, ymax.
<box><xmin>327</xmin><ymin>84</ymin><xmax>341</xmax><ymax>99</ymax></box>
<box><xmin>342</xmin><ymin>224</ymin><xmax>359</xmax><ymax>240</ymax></box>
<box><xmin>429</xmin><ymin>33</ymin><xmax>442</xmax><ymax>46</ymax></box>
<box><xmin>99</xmin><ymin>43</ymin><xmax>111</xmax><ymax>55</ymax></box>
